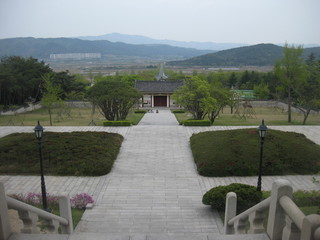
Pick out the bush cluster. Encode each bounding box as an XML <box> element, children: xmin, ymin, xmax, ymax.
<box><xmin>172</xmin><ymin>109</ymin><xmax>185</xmax><ymax>113</ymax></box>
<box><xmin>202</xmin><ymin>183</ymin><xmax>262</xmax><ymax>213</ymax></box>
<box><xmin>103</xmin><ymin>120</ymin><xmax>132</xmax><ymax>126</ymax></box>
<box><xmin>183</xmin><ymin>120</ymin><xmax>211</xmax><ymax>126</ymax></box>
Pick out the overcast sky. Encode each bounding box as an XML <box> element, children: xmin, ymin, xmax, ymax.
<box><xmin>0</xmin><ymin>0</ymin><xmax>319</xmax><ymax>45</ymax></box>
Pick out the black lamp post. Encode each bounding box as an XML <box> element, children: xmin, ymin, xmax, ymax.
<box><xmin>257</xmin><ymin>119</ymin><xmax>267</xmax><ymax>192</ymax></box>
<box><xmin>34</xmin><ymin>120</ymin><xmax>48</xmax><ymax>211</ymax></box>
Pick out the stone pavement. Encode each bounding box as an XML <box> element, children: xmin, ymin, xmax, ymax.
<box><xmin>0</xmin><ymin>110</ymin><xmax>319</xmax><ymax>240</ymax></box>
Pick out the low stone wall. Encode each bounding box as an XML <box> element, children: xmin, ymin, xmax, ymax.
<box><xmin>244</xmin><ymin>101</ymin><xmax>319</xmax><ymax>115</ymax></box>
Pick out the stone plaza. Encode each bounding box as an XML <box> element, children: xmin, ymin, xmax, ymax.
<box><xmin>0</xmin><ymin>109</ymin><xmax>319</xmax><ymax>240</ymax></box>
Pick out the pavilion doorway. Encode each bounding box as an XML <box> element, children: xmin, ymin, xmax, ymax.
<box><xmin>154</xmin><ymin>96</ymin><xmax>167</xmax><ymax>107</ymax></box>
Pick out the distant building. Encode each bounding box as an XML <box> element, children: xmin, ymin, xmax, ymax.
<box><xmin>135</xmin><ymin>64</ymin><xmax>183</xmax><ymax>108</ymax></box>
<box><xmin>49</xmin><ymin>53</ymin><xmax>101</xmax><ymax>60</ymax></box>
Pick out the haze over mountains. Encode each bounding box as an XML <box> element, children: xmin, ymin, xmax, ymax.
<box><xmin>78</xmin><ymin>32</ymin><xmax>247</xmax><ymax>51</ymax></box>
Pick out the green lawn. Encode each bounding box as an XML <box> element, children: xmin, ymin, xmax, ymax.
<box><xmin>174</xmin><ymin>106</ymin><xmax>320</xmax><ymax>125</ymax></box>
<box><xmin>191</xmin><ymin>129</ymin><xmax>320</xmax><ymax>177</ymax></box>
<box><xmin>0</xmin><ymin>132</ymin><xmax>123</xmax><ymax>176</ymax></box>
<box><xmin>0</xmin><ymin>107</ymin><xmax>145</xmax><ymax>126</ymax></box>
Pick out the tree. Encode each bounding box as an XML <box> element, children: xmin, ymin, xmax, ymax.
<box><xmin>274</xmin><ymin>44</ymin><xmax>308</xmax><ymax>122</ymax></box>
<box><xmin>0</xmin><ymin>56</ymin><xmax>52</xmax><ymax>107</ymax></box>
<box><xmin>295</xmin><ymin>54</ymin><xmax>320</xmax><ymax>124</ymax></box>
<box><xmin>172</xmin><ymin>77</ymin><xmax>214</xmax><ymax>120</ymax></box>
<box><xmin>206</xmin><ymin>87</ymin><xmax>231</xmax><ymax>124</ymax></box>
<box><xmin>40</xmin><ymin>74</ymin><xmax>64</xmax><ymax>126</ymax></box>
<box><xmin>254</xmin><ymin>82</ymin><xmax>270</xmax><ymax>100</ymax></box>
<box><xmin>87</xmin><ymin>80</ymin><xmax>141</xmax><ymax>121</ymax></box>
<box><xmin>51</xmin><ymin>71</ymin><xmax>88</xmax><ymax>100</ymax></box>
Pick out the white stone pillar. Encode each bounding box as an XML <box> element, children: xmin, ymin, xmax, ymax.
<box><xmin>224</xmin><ymin>192</ymin><xmax>237</xmax><ymax>234</ymax></box>
<box><xmin>267</xmin><ymin>179</ymin><xmax>293</xmax><ymax>240</ymax></box>
<box><xmin>151</xmin><ymin>94</ymin><xmax>154</xmax><ymax>108</ymax></box>
<box><xmin>59</xmin><ymin>195</ymin><xmax>73</xmax><ymax>234</ymax></box>
<box><xmin>167</xmin><ymin>95</ymin><xmax>170</xmax><ymax>107</ymax></box>
<box><xmin>0</xmin><ymin>182</ymin><xmax>11</xmax><ymax>240</ymax></box>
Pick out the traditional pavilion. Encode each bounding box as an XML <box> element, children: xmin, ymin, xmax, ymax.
<box><xmin>134</xmin><ymin>64</ymin><xmax>183</xmax><ymax>108</ymax></box>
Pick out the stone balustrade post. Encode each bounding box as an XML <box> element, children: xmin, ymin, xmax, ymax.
<box><xmin>224</xmin><ymin>192</ymin><xmax>237</xmax><ymax>234</ymax></box>
<box><xmin>0</xmin><ymin>182</ymin><xmax>11</xmax><ymax>240</ymax></box>
<box><xmin>248</xmin><ymin>209</ymin><xmax>265</xmax><ymax>234</ymax></box>
<box><xmin>267</xmin><ymin>179</ymin><xmax>293</xmax><ymax>240</ymax></box>
<box><xmin>300</xmin><ymin>214</ymin><xmax>320</xmax><ymax>240</ymax></box>
<box><xmin>59</xmin><ymin>195</ymin><xmax>73</xmax><ymax>234</ymax></box>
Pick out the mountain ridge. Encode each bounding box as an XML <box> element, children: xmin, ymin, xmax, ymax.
<box><xmin>168</xmin><ymin>43</ymin><xmax>320</xmax><ymax>67</ymax></box>
<box><xmin>0</xmin><ymin>37</ymin><xmax>214</xmax><ymax>60</ymax></box>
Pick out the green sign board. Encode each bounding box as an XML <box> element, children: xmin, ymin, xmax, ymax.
<box><xmin>233</xmin><ymin>90</ymin><xmax>256</xmax><ymax>100</ymax></box>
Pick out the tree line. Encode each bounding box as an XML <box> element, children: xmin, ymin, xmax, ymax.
<box><xmin>173</xmin><ymin>44</ymin><xmax>320</xmax><ymax>125</ymax></box>
<box><xmin>1</xmin><ymin>44</ymin><xmax>319</xmax><ymax>125</ymax></box>
<box><xmin>0</xmin><ymin>56</ymin><xmax>89</xmax><ymax>109</ymax></box>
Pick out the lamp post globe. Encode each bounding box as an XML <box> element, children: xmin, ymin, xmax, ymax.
<box><xmin>34</xmin><ymin>120</ymin><xmax>43</xmax><ymax>140</ymax></box>
<box><xmin>34</xmin><ymin>121</ymin><xmax>49</xmax><ymax>211</ymax></box>
<box><xmin>257</xmin><ymin>119</ymin><xmax>267</xmax><ymax>191</ymax></box>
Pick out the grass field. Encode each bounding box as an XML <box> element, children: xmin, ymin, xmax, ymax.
<box><xmin>0</xmin><ymin>106</ymin><xmax>145</xmax><ymax>126</ymax></box>
<box><xmin>174</xmin><ymin>106</ymin><xmax>320</xmax><ymax>125</ymax></box>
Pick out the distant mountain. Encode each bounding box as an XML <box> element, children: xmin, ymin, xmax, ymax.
<box><xmin>168</xmin><ymin>44</ymin><xmax>320</xmax><ymax>67</ymax></box>
<box><xmin>0</xmin><ymin>37</ymin><xmax>214</xmax><ymax>60</ymax></box>
<box><xmin>78</xmin><ymin>32</ymin><xmax>247</xmax><ymax>51</ymax></box>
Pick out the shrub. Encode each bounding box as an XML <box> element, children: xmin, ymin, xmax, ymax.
<box><xmin>103</xmin><ymin>120</ymin><xmax>132</xmax><ymax>126</ymax></box>
<box><xmin>183</xmin><ymin>120</ymin><xmax>211</xmax><ymax>126</ymax></box>
<box><xmin>172</xmin><ymin>109</ymin><xmax>185</xmax><ymax>113</ymax></box>
<box><xmin>134</xmin><ymin>110</ymin><xmax>147</xmax><ymax>113</ymax></box>
<box><xmin>293</xmin><ymin>190</ymin><xmax>320</xmax><ymax>207</ymax></box>
<box><xmin>202</xmin><ymin>183</ymin><xmax>262</xmax><ymax>213</ymax></box>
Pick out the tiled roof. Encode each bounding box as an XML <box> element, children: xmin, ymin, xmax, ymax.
<box><xmin>134</xmin><ymin>80</ymin><xmax>184</xmax><ymax>93</ymax></box>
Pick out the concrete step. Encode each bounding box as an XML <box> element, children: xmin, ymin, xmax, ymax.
<box><xmin>70</xmin><ymin>233</ymin><xmax>270</xmax><ymax>240</ymax></box>
<box><xmin>8</xmin><ymin>232</ymin><xmax>269</xmax><ymax>240</ymax></box>
<box><xmin>7</xmin><ymin>233</ymin><xmax>270</xmax><ymax>240</ymax></box>
<box><xmin>8</xmin><ymin>233</ymin><xmax>69</xmax><ymax>240</ymax></box>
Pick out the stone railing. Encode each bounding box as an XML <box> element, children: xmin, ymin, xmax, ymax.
<box><xmin>224</xmin><ymin>179</ymin><xmax>320</xmax><ymax>240</ymax></box>
<box><xmin>0</xmin><ymin>182</ymin><xmax>73</xmax><ymax>240</ymax></box>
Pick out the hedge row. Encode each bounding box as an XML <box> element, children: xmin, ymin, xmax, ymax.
<box><xmin>183</xmin><ymin>120</ymin><xmax>211</xmax><ymax>126</ymax></box>
<box><xmin>103</xmin><ymin>121</ymin><xmax>132</xmax><ymax>126</ymax></box>
<box><xmin>172</xmin><ymin>110</ymin><xmax>185</xmax><ymax>113</ymax></box>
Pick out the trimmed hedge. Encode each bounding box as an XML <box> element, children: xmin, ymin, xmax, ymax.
<box><xmin>0</xmin><ymin>132</ymin><xmax>123</xmax><ymax>176</ymax></box>
<box><xmin>183</xmin><ymin>120</ymin><xmax>211</xmax><ymax>126</ymax></box>
<box><xmin>191</xmin><ymin>129</ymin><xmax>320</xmax><ymax>177</ymax></box>
<box><xmin>202</xmin><ymin>183</ymin><xmax>262</xmax><ymax>213</ymax></box>
<box><xmin>172</xmin><ymin>109</ymin><xmax>185</xmax><ymax>113</ymax></box>
<box><xmin>103</xmin><ymin>121</ymin><xmax>132</xmax><ymax>126</ymax></box>
<box><xmin>134</xmin><ymin>110</ymin><xmax>147</xmax><ymax>113</ymax></box>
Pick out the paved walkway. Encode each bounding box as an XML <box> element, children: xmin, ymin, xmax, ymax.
<box><xmin>0</xmin><ymin>110</ymin><xmax>319</xmax><ymax>240</ymax></box>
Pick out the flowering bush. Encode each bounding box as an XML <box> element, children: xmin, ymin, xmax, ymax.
<box><xmin>10</xmin><ymin>192</ymin><xmax>59</xmax><ymax>207</ymax></box>
<box><xmin>70</xmin><ymin>193</ymin><xmax>94</xmax><ymax>209</ymax></box>
<box><xmin>10</xmin><ymin>192</ymin><xmax>94</xmax><ymax>209</ymax></box>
